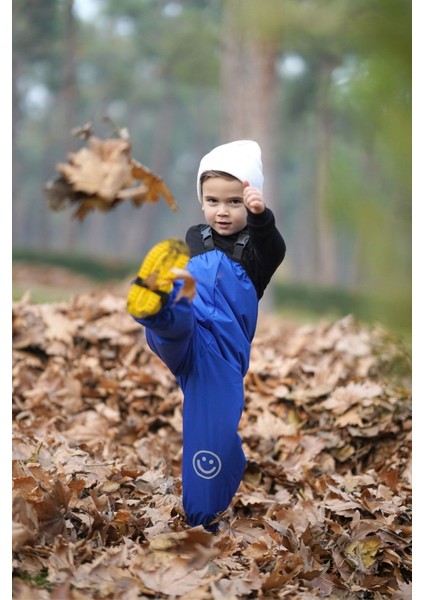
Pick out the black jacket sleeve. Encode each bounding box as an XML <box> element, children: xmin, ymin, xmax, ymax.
<box><xmin>246</xmin><ymin>208</ymin><xmax>286</xmax><ymax>295</ymax></box>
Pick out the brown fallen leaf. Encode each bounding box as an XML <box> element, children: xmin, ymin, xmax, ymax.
<box><xmin>45</xmin><ymin>125</ymin><xmax>178</xmax><ymax>219</ymax></box>
<box><xmin>344</xmin><ymin>537</ymin><xmax>381</xmax><ymax>570</ymax></box>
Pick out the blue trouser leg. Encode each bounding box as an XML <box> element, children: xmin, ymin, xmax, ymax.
<box><xmin>139</xmin><ymin>287</ymin><xmax>196</xmax><ymax>377</ymax></box>
<box><xmin>178</xmin><ymin>353</ymin><xmax>246</xmax><ymax>530</ymax></box>
<box><xmin>134</xmin><ymin>283</ymin><xmax>246</xmax><ymax>530</ymax></box>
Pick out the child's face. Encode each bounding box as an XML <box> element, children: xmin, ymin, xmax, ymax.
<box><xmin>201</xmin><ymin>177</ymin><xmax>247</xmax><ymax>236</ymax></box>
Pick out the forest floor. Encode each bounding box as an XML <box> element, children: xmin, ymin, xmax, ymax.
<box><xmin>12</xmin><ymin>265</ymin><xmax>412</xmax><ymax>599</ymax></box>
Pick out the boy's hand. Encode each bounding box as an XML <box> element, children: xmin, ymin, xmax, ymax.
<box><xmin>243</xmin><ymin>180</ymin><xmax>265</xmax><ymax>214</ymax></box>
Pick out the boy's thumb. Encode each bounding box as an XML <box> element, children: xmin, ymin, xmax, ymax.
<box><xmin>242</xmin><ymin>180</ymin><xmax>250</xmax><ymax>189</ymax></box>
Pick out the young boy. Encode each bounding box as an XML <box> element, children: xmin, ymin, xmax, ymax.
<box><xmin>127</xmin><ymin>140</ymin><xmax>286</xmax><ymax>531</ymax></box>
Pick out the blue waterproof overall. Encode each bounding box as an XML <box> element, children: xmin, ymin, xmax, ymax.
<box><xmin>135</xmin><ymin>247</ymin><xmax>258</xmax><ymax>529</ymax></box>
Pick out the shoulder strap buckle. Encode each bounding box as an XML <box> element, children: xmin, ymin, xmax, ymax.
<box><xmin>233</xmin><ymin>231</ymin><xmax>249</xmax><ymax>259</ymax></box>
<box><xmin>200</xmin><ymin>225</ymin><xmax>214</xmax><ymax>250</ymax></box>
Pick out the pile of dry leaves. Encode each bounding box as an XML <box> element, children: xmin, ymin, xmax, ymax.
<box><xmin>12</xmin><ymin>291</ymin><xmax>412</xmax><ymax>599</ymax></box>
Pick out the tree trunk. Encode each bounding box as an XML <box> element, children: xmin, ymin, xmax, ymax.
<box><xmin>62</xmin><ymin>0</ymin><xmax>79</xmax><ymax>250</ymax></box>
<box><xmin>12</xmin><ymin>52</ymin><xmax>24</xmax><ymax>247</ymax></box>
<box><xmin>312</xmin><ymin>57</ymin><xmax>338</xmax><ymax>285</ymax></box>
<box><xmin>220</xmin><ymin>0</ymin><xmax>280</xmax><ymax>214</ymax></box>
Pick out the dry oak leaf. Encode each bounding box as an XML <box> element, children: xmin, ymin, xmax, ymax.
<box><xmin>132</xmin><ymin>528</ymin><xmax>217</xmax><ymax>595</ymax></box>
<box><xmin>40</xmin><ymin>305</ymin><xmax>81</xmax><ymax>345</ymax></box>
<box><xmin>56</xmin><ymin>137</ymin><xmax>133</xmax><ymax>201</ymax></box>
<box><xmin>171</xmin><ymin>267</ymin><xmax>197</xmax><ymax>302</ymax></box>
<box><xmin>344</xmin><ymin>537</ymin><xmax>381</xmax><ymax>570</ymax></box>
<box><xmin>47</xmin><ymin>129</ymin><xmax>178</xmax><ymax>219</ymax></box>
<box><xmin>320</xmin><ymin>382</ymin><xmax>383</xmax><ymax>416</ymax></box>
<box><xmin>141</xmin><ymin>266</ymin><xmax>196</xmax><ymax>303</ymax></box>
<box><xmin>126</xmin><ymin>159</ymin><xmax>178</xmax><ymax>211</ymax></box>
<box><xmin>138</xmin><ymin>560</ymin><xmax>211</xmax><ymax>597</ymax></box>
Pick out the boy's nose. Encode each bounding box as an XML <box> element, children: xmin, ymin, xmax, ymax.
<box><xmin>217</xmin><ymin>203</ymin><xmax>229</xmax><ymax>215</ymax></box>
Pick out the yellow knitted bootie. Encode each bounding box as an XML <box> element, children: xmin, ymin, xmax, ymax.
<box><xmin>127</xmin><ymin>238</ymin><xmax>190</xmax><ymax>318</ymax></box>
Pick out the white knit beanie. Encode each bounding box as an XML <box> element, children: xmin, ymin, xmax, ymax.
<box><xmin>196</xmin><ymin>140</ymin><xmax>264</xmax><ymax>203</ymax></box>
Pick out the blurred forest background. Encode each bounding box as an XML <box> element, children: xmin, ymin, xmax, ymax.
<box><xmin>12</xmin><ymin>0</ymin><xmax>412</xmax><ymax>340</ymax></box>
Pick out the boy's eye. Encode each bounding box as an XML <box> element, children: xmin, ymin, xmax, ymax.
<box><xmin>230</xmin><ymin>198</ymin><xmax>243</xmax><ymax>205</ymax></box>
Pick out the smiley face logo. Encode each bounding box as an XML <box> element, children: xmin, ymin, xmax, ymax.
<box><xmin>193</xmin><ymin>450</ymin><xmax>222</xmax><ymax>479</ymax></box>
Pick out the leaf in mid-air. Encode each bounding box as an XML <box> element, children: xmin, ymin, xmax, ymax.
<box><xmin>45</xmin><ymin>125</ymin><xmax>178</xmax><ymax>219</ymax></box>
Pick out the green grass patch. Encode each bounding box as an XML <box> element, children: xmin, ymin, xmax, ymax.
<box><xmin>13</xmin><ymin>248</ymin><xmax>139</xmax><ymax>282</ymax></box>
<box><xmin>13</xmin><ymin>569</ymin><xmax>51</xmax><ymax>590</ymax></box>
<box><xmin>272</xmin><ymin>282</ymin><xmax>411</xmax><ymax>346</ymax></box>
<box><xmin>12</xmin><ymin>282</ymin><xmax>85</xmax><ymax>304</ymax></box>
